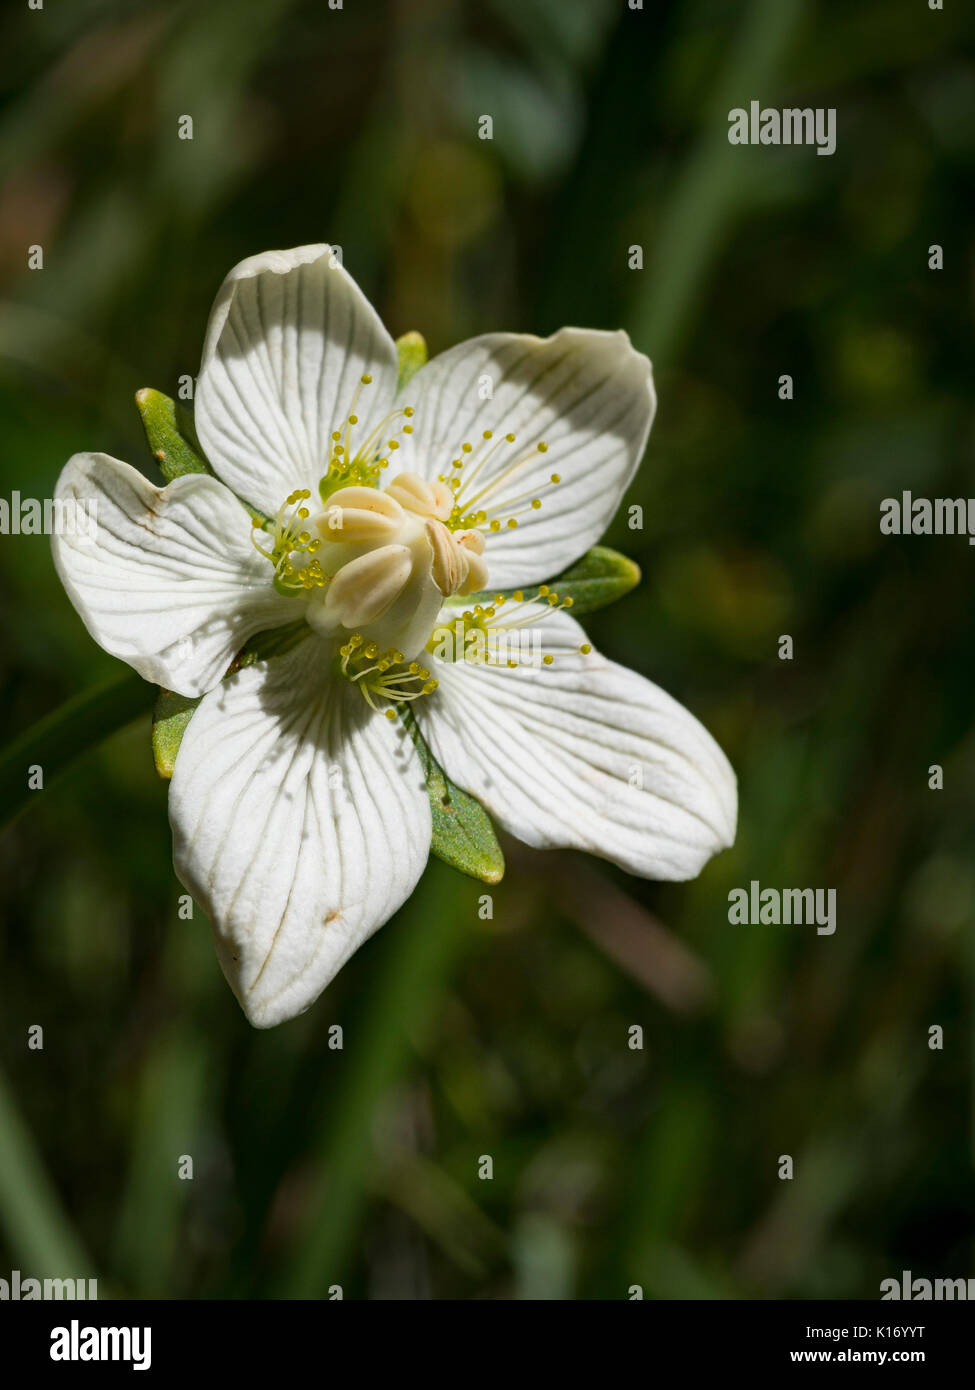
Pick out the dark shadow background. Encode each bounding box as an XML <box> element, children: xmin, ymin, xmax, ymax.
<box><xmin>1</xmin><ymin>0</ymin><xmax>974</xmax><ymax>1299</ymax></box>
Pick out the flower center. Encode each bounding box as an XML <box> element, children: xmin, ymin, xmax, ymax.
<box><xmin>248</xmin><ymin>385</ymin><xmax>573</xmax><ymax>712</ymax></box>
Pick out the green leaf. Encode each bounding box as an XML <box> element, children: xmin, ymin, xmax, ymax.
<box><xmin>151</xmin><ymin>623</ymin><xmax>312</xmax><ymax>779</ymax></box>
<box><xmin>399</xmin><ymin>707</ymin><xmax>504</xmax><ymax>884</ymax></box>
<box><xmin>471</xmin><ymin>544</ymin><xmax>641</xmax><ymax>616</ymax></box>
<box><xmin>135</xmin><ymin>388</ymin><xmax>212</xmax><ymax>481</ymax></box>
<box><xmin>395</xmin><ymin>331</ymin><xmax>427</xmax><ymax>390</ymax></box>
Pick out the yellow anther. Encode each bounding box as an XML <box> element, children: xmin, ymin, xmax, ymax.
<box><xmin>538</xmin><ymin>585</ymin><xmax>550</xmax><ymax>596</ymax></box>
<box><xmin>384</xmin><ymin>708</ymin><xmax>397</xmax><ymax>720</ymax></box>
<box><xmin>550</xmin><ymin>473</ymin><xmax>561</xmax><ymax>484</ymax></box>
<box><xmin>361</xmin><ymin>373</ymin><xmax>372</xmax><ymax>384</ymax></box>
<box><xmin>537</xmin><ymin>441</ymin><xmax>548</xmax><ymax>453</ymax></box>
<box><xmin>543</xmin><ymin>655</ymin><xmax>554</xmax><ymax>665</ymax></box>
<box><xmin>580</xmin><ymin>643</ymin><xmax>591</xmax><ymax>654</ymax></box>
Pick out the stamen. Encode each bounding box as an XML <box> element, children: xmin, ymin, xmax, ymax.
<box><xmin>317</xmin><ymin>374</ymin><xmax>418</xmax><ymax>502</ymax></box>
<box><xmin>440</xmin><ymin>433</ymin><xmax>560</xmax><ymax>536</ymax></box>
<box><xmin>336</xmin><ymin>641</ymin><xmax>440</xmax><ymax>713</ymax></box>
<box><xmin>250</xmin><ymin>488</ymin><xmax>327</xmax><ymax>593</ymax></box>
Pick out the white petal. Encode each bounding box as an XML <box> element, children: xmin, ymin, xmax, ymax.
<box><xmin>195</xmin><ymin>245</ymin><xmax>399</xmax><ymax>516</ymax></box>
<box><xmin>52</xmin><ymin>452</ymin><xmax>302</xmax><ymax>697</ymax></box>
<box><xmin>418</xmin><ymin>606</ymin><xmax>735</xmax><ymax>880</ymax></box>
<box><xmin>169</xmin><ymin>639</ymin><xmax>432</xmax><ymax>1028</ymax></box>
<box><xmin>398</xmin><ymin>328</ymin><xmax>655</xmax><ymax>587</ymax></box>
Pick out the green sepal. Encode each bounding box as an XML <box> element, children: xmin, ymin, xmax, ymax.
<box><xmin>151</xmin><ymin>624</ymin><xmax>312</xmax><ymax>779</ymax></box>
<box><xmin>399</xmin><ymin>707</ymin><xmax>504</xmax><ymax>885</ymax></box>
<box><xmin>135</xmin><ymin>388</ymin><xmax>212</xmax><ymax>481</ymax></box>
<box><xmin>151</xmin><ymin>689</ymin><xmax>201</xmax><ymax>779</ymax></box>
<box><xmin>395</xmin><ymin>331</ymin><xmax>427</xmax><ymax>391</ymax></box>
<box><xmin>470</xmin><ymin>545</ymin><xmax>641</xmax><ymax>617</ymax></box>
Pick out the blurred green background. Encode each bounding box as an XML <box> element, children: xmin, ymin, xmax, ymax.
<box><xmin>1</xmin><ymin>0</ymin><xmax>974</xmax><ymax>1300</ymax></box>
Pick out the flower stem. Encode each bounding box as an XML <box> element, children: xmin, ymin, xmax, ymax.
<box><xmin>0</xmin><ymin>668</ymin><xmax>154</xmax><ymax>833</ymax></box>
<box><xmin>0</xmin><ymin>1063</ymin><xmax>97</xmax><ymax>1278</ymax></box>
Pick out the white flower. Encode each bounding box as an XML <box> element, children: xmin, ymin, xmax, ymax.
<box><xmin>52</xmin><ymin>244</ymin><xmax>736</xmax><ymax>1028</ymax></box>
